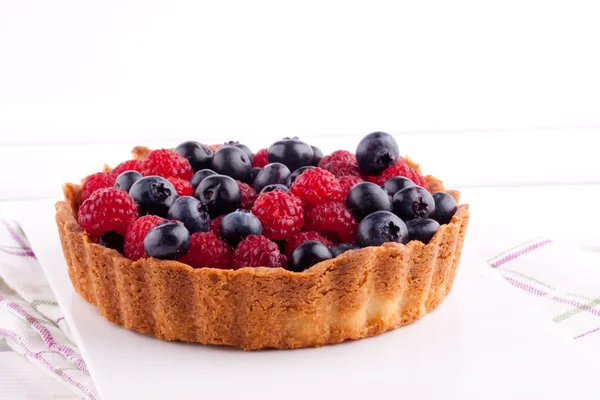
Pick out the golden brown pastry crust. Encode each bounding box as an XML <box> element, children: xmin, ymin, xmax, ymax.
<box><xmin>56</xmin><ymin>151</ymin><xmax>469</xmax><ymax>350</ymax></box>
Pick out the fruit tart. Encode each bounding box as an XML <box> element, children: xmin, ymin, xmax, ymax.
<box><xmin>55</xmin><ymin>132</ymin><xmax>469</xmax><ymax>350</ymax></box>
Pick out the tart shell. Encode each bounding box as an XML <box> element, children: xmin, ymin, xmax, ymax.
<box><xmin>56</xmin><ymin>153</ymin><xmax>469</xmax><ymax>350</ymax></box>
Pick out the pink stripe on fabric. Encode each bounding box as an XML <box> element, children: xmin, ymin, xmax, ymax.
<box><xmin>503</xmin><ymin>276</ymin><xmax>549</xmax><ymax>297</ymax></box>
<box><xmin>490</xmin><ymin>239</ymin><xmax>552</xmax><ymax>268</ymax></box>
<box><xmin>574</xmin><ymin>326</ymin><xmax>600</xmax><ymax>340</ymax></box>
<box><xmin>0</xmin><ymin>327</ymin><xmax>97</xmax><ymax>400</ymax></box>
<box><xmin>0</xmin><ymin>247</ymin><xmax>36</xmax><ymax>257</ymax></box>
<box><xmin>0</xmin><ymin>294</ymin><xmax>88</xmax><ymax>373</ymax></box>
<box><xmin>1</xmin><ymin>219</ymin><xmax>35</xmax><ymax>257</ymax></box>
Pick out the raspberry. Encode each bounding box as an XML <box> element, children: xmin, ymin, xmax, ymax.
<box><xmin>78</xmin><ymin>188</ymin><xmax>138</xmax><ymax>237</ymax></box>
<box><xmin>141</xmin><ymin>149</ymin><xmax>193</xmax><ymax>180</ymax></box>
<box><xmin>208</xmin><ymin>144</ymin><xmax>221</xmax><ymax>152</ymax></box>
<box><xmin>81</xmin><ymin>172</ymin><xmax>116</xmax><ymax>201</ymax></box>
<box><xmin>179</xmin><ymin>232</ymin><xmax>232</xmax><ymax>269</ymax></box>
<box><xmin>289</xmin><ymin>168</ymin><xmax>343</xmax><ymax>207</ymax></box>
<box><xmin>252</xmin><ymin>148</ymin><xmax>269</xmax><ymax>168</ymax></box>
<box><xmin>123</xmin><ymin>215</ymin><xmax>166</xmax><ymax>261</ymax></box>
<box><xmin>378</xmin><ymin>158</ymin><xmax>429</xmax><ymax>190</ymax></box>
<box><xmin>236</xmin><ymin>180</ymin><xmax>258</xmax><ymax>209</ymax></box>
<box><xmin>210</xmin><ymin>215</ymin><xmax>225</xmax><ymax>236</ymax></box>
<box><xmin>285</xmin><ymin>231</ymin><xmax>333</xmax><ymax>256</ymax></box>
<box><xmin>167</xmin><ymin>177</ymin><xmax>194</xmax><ymax>196</ymax></box>
<box><xmin>110</xmin><ymin>159</ymin><xmax>144</xmax><ymax>177</ymax></box>
<box><xmin>232</xmin><ymin>235</ymin><xmax>285</xmax><ymax>269</ymax></box>
<box><xmin>321</xmin><ymin>160</ymin><xmax>360</xmax><ymax>178</ymax></box>
<box><xmin>251</xmin><ymin>191</ymin><xmax>304</xmax><ymax>240</ymax></box>
<box><xmin>338</xmin><ymin>175</ymin><xmax>363</xmax><ymax>200</ymax></box>
<box><xmin>318</xmin><ymin>150</ymin><xmax>356</xmax><ymax>169</ymax></box>
<box><xmin>305</xmin><ymin>202</ymin><xmax>358</xmax><ymax>243</ymax></box>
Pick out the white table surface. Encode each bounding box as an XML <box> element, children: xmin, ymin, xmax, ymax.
<box><xmin>1</xmin><ymin>129</ymin><xmax>599</xmax><ymax>399</ymax></box>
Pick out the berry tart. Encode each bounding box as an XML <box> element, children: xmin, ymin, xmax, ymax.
<box><xmin>55</xmin><ymin>132</ymin><xmax>469</xmax><ymax>350</ymax></box>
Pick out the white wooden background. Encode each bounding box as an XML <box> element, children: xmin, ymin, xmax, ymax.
<box><xmin>1</xmin><ymin>1</ymin><xmax>600</xmax><ymax>398</ymax></box>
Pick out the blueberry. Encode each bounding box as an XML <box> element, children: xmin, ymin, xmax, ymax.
<box><xmin>289</xmin><ymin>166</ymin><xmax>315</xmax><ymax>184</ymax></box>
<box><xmin>211</xmin><ymin>146</ymin><xmax>252</xmax><ymax>183</ymax></box>
<box><xmin>223</xmin><ymin>141</ymin><xmax>253</xmax><ymax>163</ymax></box>
<box><xmin>253</xmin><ymin>163</ymin><xmax>291</xmax><ymax>193</ymax></box>
<box><xmin>250</xmin><ymin>167</ymin><xmax>262</xmax><ymax>183</ymax></box>
<box><xmin>195</xmin><ymin>174</ymin><xmax>241</xmax><ymax>218</ymax></box>
<box><xmin>406</xmin><ymin>218</ymin><xmax>440</xmax><ymax>244</ymax></box>
<box><xmin>174</xmin><ymin>141</ymin><xmax>213</xmax><ymax>172</ymax></box>
<box><xmin>99</xmin><ymin>231</ymin><xmax>124</xmax><ymax>254</ymax></box>
<box><xmin>114</xmin><ymin>170</ymin><xmax>143</xmax><ymax>193</ymax></box>
<box><xmin>392</xmin><ymin>186</ymin><xmax>435</xmax><ymax>221</ymax></box>
<box><xmin>143</xmin><ymin>222</ymin><xmax>191</xmax><ymax>260</ymax></box>
<box><xmin>267</xmin><ymin>137</ymin><xmax>314</xmax><ymax>172</ymax></box>
<box><xmin>382</xmin><ymin>176</ymin><xmax>415</xmax><ymax>196</ymax></box>
<box><xmin>260</xmin><ymin>184</ymin><xmax>289</xmax><ymax>193</ymax></box>
<box><xmin>190</xmin><ymin>169</ymin><xmax>217</xmax><ymax>189</ymax></box>
<box><xmin>432</xmin><ymin>192</ymin><xmax>458</xmax><ymax>225</ymax></box>
<box><xmin>329</xmin><ymin>243</ymin><xmax>360</xmax><ymax>257</ymax></box>
<box><xmin>219</xmin><ymin>210</ymin><xmax>262</xmax><ymax>247</ymax></box>
<box><xmin>311</xmin><ymin>146</ymin><xmax>324</xmax><ymax>166</ymax></box>
<box><xmin>356</xmin><ymin>131</ymin><xmax>400</xmax><ymax>175</ymax></box>
<box><xmin>357</xmin><ymin>211</ymin><xmax>409</xmax><ymax>247</ymax></box>
<box><xmin>167</xmin><ymin>196</ymin><xmax>210</xmax><ymax>233</ymax></box>
<box><xmin>288</xmin><ymin>240</ymin><xmax>332</xmax><ymax>272</ymax></box>
<box><xmin>346</xmin><ymin>182</ymin><xmax>392</xmax><ymax>220</ymax></box>
<box><xmin>129</xmin><ymin>176</ymin><xmax>178</xmax><ymax>217</ymax></box>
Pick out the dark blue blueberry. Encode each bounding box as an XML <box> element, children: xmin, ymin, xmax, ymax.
<box><xmin>167</xmin><ymin>196</ymin><xmax>210</xmax><ymax>233</ymax></box>
<box><xmin>211</xmin><ymin>146</ymin><xmax>252</xmax><ymax>183</ymax></box>
<box><xmin>267</xmin><ymin>137</ymin><xmax>314</xmax><ymax>172</ymax></box>
<box><xmin>432</xmin><ymin>192</ymin><xmax>458</xmax><ymax>225</ymax></box>
<box><xmin>289</xmin><ymin>166</ymin><xmax>315</xmax><ymax>184</ymax></box>
<box><xmin>382</xmin><ymin>176</ymin><xmax>415</xmax><ymax>196</ymax></box>
<box><xmin>253</xmin><ymin>163</ymin><xmax>291</xmax><ymax>193</ymax></box>
<box><xmin>392</xmin><ymin>186</ymin><xmax>435</xmax><ymax>221</ymax></box>
<box><xmin>99</xmin><ymin>231</ymin><xmax>124</xmax><ymax>254</ymax></box>
<box><xmin>357</xmin><ymin>211</ymin><xmax>408</xmax><ymax>247</ymax></box>
<box><xmin>143</xmin><ymin>222</ymin><xmax>191</xmax><ymax>260</ymax></box>
<box><xmin>288</xmin><ymin>240</ymin><xmax>332</xmax><ymax>272</ymax></box>
<box><xmin>114</xmin><ymin>170</ymin><xmax>143</xmax><ymax>193</ymax></box>
<box><xmin>406</xmin><ymin>218</ymin><xmax>440</xmax><ymax>244</ymax></box>
<box><xmin>311</xmin><ymin>146</ymin><xmax>324</xmax><ymax>166</ymax></box>
<box><xmin>224</xmin><ymin>141</ymin><xmax>253</xmax><ymax>163</ymax></box>
<box><xmin>329</xmin><ymin>243</ymin><xmax>360</xmax><ymax>257</ymax></box>
<box><xmin>190</xmin><ymin>169</ymin><xmax>217</xmax><ymax>189</ymax></box>
<box><xmin>129</xmin><ymin>176</ymin><xmax>178</xmax><ymax>217</ymax></box>
<box><xmin>174</xmin><ymin>141</ymin><xmax>213</xmax><ymax>172</ymax></box>
<box><xmin>195</xmin><ymin>174</ymin><xmax>241</xmax><ymax>218</ymax></box>
<box><xmin>260</xmin><ymin>184</ymin><xmax>289</xmax><ymax>193</ymax></box>
<box><xmin>219</xmin><ymin>210</ymin><xmax>263</xmax><ymax>247</ymax></box>
<box><xmin>356</xmin><ymin>131</ymin><xmax>400</xmax><ymax>175</ymax></box>
<box><xmin>346</xmin><ymin>182</ymin><xmax>392</xmax><ymax>220</ymax></box>
<box><xmin>250</xmin><ymin>167</ymin><xmax>263</xmax><ymax>183</ymax></box>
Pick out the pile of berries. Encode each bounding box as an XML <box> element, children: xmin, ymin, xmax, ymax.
<box><xmin>77</xmin><ymin>132</ymin><xmax>457</xmax><ymax>272</ymax></box>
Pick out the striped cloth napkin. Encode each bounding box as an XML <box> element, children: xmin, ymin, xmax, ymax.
<box><xmin>0</xmin><ymin>218</ymin><xmax>599</xmax><ymax>399</ymax></box>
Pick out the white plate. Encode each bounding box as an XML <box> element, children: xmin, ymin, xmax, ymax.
<box><xmin>19</xmin><ymin>200</ymin><xmax>597</xmax><ymax>400</ymax></box>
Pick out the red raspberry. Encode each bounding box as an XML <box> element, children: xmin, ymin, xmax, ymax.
<box><xmin>210</xmin><ymin>215</ymin><xmax>225</xmax><ymax>236</ymax></box>
<box><xmin>179</xmin><ymin>232</ymin><xmax>232</xmax><ymax>269</ymax></box>
<box><xmin>81</xmin><ymin>172</ymin><xmax>116</xmax><ymax>201</ymax></box>
<box><xmin>123</xmin><ymin>215</ymin><xmax>166</xmax><ymax>261</ymax></box>
<box><xmin>110</xmin><ymin>159</ymin><xmax>144</xmax><ymax>177</ymax></box>
<box><xmin>208</xmin><ymin>144</ymin><xmax>221</xmax><ymax>152</ymax></box>
<box><xmin>285</xmin><ymin>231</ymin><xmax>333</xmax><ymax>256</ymax></box>
<box><xmin>322</xmin><ymin>161</ymin><xmax>360</xmax><ymax>178</ymax></box>
<box><xmin>338</xmin><ymin>176</ymin><xmax>363</xmax><ymax>199</ymax></box>
<box><xmin>378</xmin><ymin>158</ymin><xmax>429</xmax><ymax>190</ymax></box>
<box><xmin>289</xmin><ymin>168</ymin><xmax>343</xmax><ymax>207</ymax></box>
<box><xmin>252</xmin><ymin>148</ymin><xmax>269</xmax><ymax>168</ymax></box>
<box><xmin>78</xmin><ymin>188</ymin><xmax>138</xmax><ymax>237</ymax></box>
<box><xmin>362</xmin><ymin>174</ymin><xmax>381</xmax><ymax>184</ymax></box>
<box><xmin>232</xmin><ymin>235</ymin><xmax>285</xmax><ymax>269</ymax></box>
<box><xmin>141</xmin><ymin>149</ymin><xmax>193</xmax><ymax>180</ymax></box>
<box><xmin>167</xmin><ymin>177</ymin><xmax>194</xmax><ymax>196</ymax></box>
<box><xmin>236</xmin><ymin>180</ymin><xmax>258</xmax><ymax>209</ymax></box>
<box><xmin>305</xmin><ymin>202</ymin><xmax>358</xmax><ymax>243</ymax></box>
<box><xmin>251</xmin><ymin>191</ymin><xmax>304</xmax><ymax>240</ymax></box>
<box><xmin>318</xmin><ymin>150</ymin><xmax>356</xmax><ymax>169</ymax></box>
